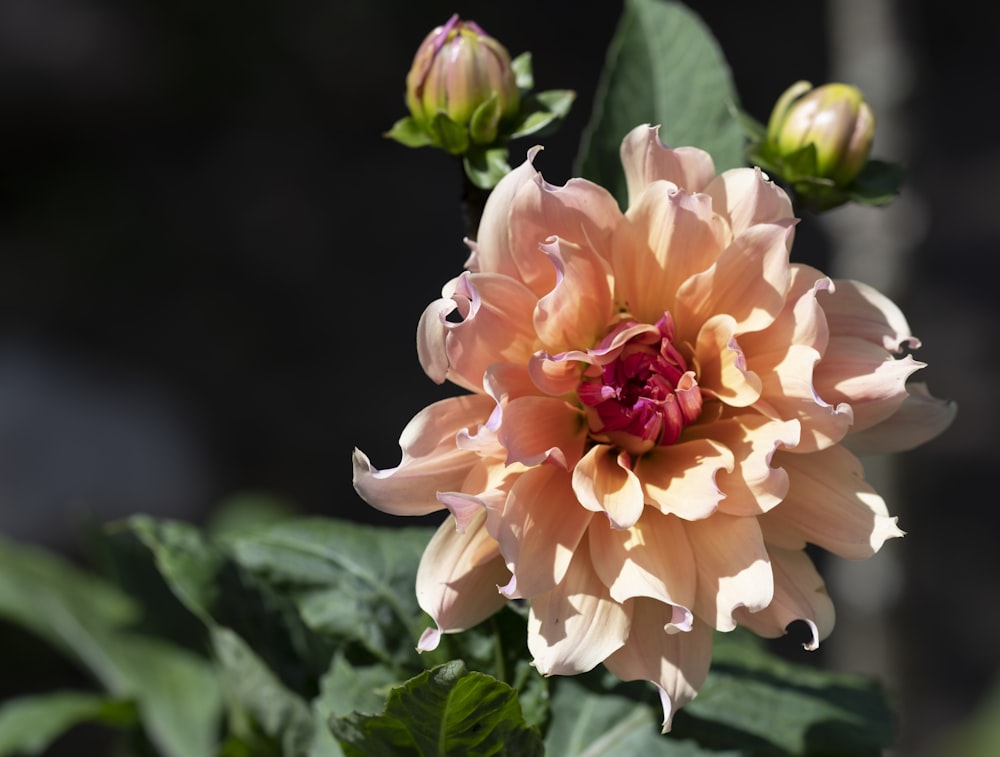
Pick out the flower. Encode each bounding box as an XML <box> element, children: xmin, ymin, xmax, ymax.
<box><xmin>766</xmin><ymin>80</ymin><xmax>876</xmax><ymax>186</ymax></box>
<box><xmin>353</xmin><ymin>125</ymin><xmax>955</xmax><ymax>730</ymax></box>
<box><xmin>405</xmin><ymin>14</ymin><xmax>520</xmax><ymax>152</ymax></box>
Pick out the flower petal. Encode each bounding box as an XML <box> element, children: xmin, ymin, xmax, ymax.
<box><xmin>573</xmin><ymin>444</ymin><xmax>645</xmax><ymax>529</ymax></box>
<box><xmin>734</xmin><ymin>546</ymin><xmax>835</xmax><ymax>651</ymax></box>
<box><xmin>528</xmin><ymin>537</ymin><xmax>630</xmax><ymax>675</ymax></box>
<box><xmin>634</xmin><ymin>438</ymin><xmax>734</xmax><ymax>520</ymax></box>
<box><xmin>763</xmin><ymin>446</ymin><xmax>904</xmax><ymax>559</ymax></box>
<box><xmin>416</xmin><ymin>510</ymin><xmax>511</xmax><ymax>651</ymax></box>
<box><xmin>533</xmin><ymin>236</ymin><xmax>614</xmax><ymax>353</ymax></box>
<box><xmin>604</xmin><ymin>600</ymin><xmax>713</xmax><ymax>733</ymax></box>
<box><xmin>693</xmin><ymin>314</ymin><xmax>763</xmax><ymax>406</ymax></box>
<box><xmin>498</xmin><ymin>395</ymin><xmax>586</xmax><ymax>469</ymax></box>
<box><xmin>821</xmin><ymin>277</ymin><xmax>918</xmax><ymax>353</ymax></box>
<box><xmin>493</xmin><ymin>465</ymin><xmax>594</xmax><ymax>598</ymax></box>
<box><xmin>353</xmin><ymin>394</ymin><xmax>496</xmax><ymax>516</ymax></box>
<box><xmin>844</xmin><ymin>382</ymin><xmax>957</xmax><ymax>454</ymax></box>
<box><xmin>684</xmin><ymin>513</ymin><xmax>773</xmax><ymax>631</ymax></box>
<box><xmin>616</xmin><ymin>183</ymin><xmax>728</xmax><ymax>324</ymax></box>
<box><xmin>674</xmin><ymin>220</ymin><xmax>794</xmax><ymax>341</ymax></box>
<box><xmin>702</xmin><ymin>166</ymin><xmax>795</xmax><ymax>237</ymax></box>
<box><xmin>620</xmin><ymin>124</ymin><xmax>717</xmax><ymax>203</ymax></box>
<box><xmin>588</xmin><ymin>511</ymin><xmax>696</xmax><ymax>618</ymax></box>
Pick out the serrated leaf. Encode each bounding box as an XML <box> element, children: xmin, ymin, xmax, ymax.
<box><xmin>575</xmin><ymin>0</ymin><xmax>744</xmax><ymax>208</ymax></box>
<box><xmin>0</xmin><ymin>692</ymin><xmax>135</xmax><ymax>757</ymax></box>
<box><xmin>226</xmin><ymin>518</ymin><xmax>433</xmax><ymax>666</ymax></box>
<box><xmin>330</xmin><ymin>661</ymin><xmax>543</xmax><ymax>757</ymax></box>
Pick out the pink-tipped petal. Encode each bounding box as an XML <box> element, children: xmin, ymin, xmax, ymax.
<box><xmin>685</xmin><ymin>513</ymin><xmax>773</xmax><ymax>631</ymax></box>
<box><xmin>352</xmin><ymin>394</ymin><xmax>497</xmax><ymax>516</ymax></box>
<box><xmin>604</xmin><ymin>599</ymin><xmax>714</xmax><ymax>733</ymax></box>
<box><xmin>416</xmin><ymin>511</ymin><xmax>511</xmax><ymax>647</ymax></box>
<box><xmin>573</xmin><ymin>444</ymin><xmax>645</xmax><ymax>530</ymax></box>
<box><xmin>764</xmin><ymin>446</ymin><xmax>904</xmax><ymax>560</ymax></box>
<box><xmin>528</xmin><ymin>538</ymin><xmax>631</xmax><ymax>675</ymax></box>
<box><xmin>694</xmin><ymin>314</ymin><xmax>763</xmax><ymax>407</ymax></box>
<box><xmin>821</xmin><ymin>278</ymin><xmax>918</xmax><ymax>353</ymax></box>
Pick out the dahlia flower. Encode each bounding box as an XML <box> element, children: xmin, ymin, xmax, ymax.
<box><xmin>353</xmin><ymin>124</ymin><xmax>954</xmax><ymax>730</ymax></box>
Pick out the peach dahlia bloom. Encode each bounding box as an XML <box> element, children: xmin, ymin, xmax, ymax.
<box><xmin>353</xmin><ymin>124</ymin><xmax>955</xmax><ymax>730</ymax></box>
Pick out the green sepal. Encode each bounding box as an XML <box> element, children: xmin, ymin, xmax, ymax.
<box><xmin>468</xmin><ymin>92</ymin><xmax>503</xmax><ymax>145</ymax></box>
<box><xmin>844</xmin><ymin>158</ymin><xmax>905</xmax><ymax>206</ymax></box>
<box><xmin>463</xmin><ymin>146</ymin><xmax>512</xmax><ymax>190</ymax></box>
<box><xmin>511</xmin><ymin>51</ymin><xmax>534</xmax><ymax>91</ymax></box>
<box><xmin>384</xmin><ymin>116</ymin><xmax>434</xmax><ymax>149</ymax></box>
<box><xmin>507</xmin><ymin>89</ymin><xmax>576</xmax><ymax>141</ymax></box>
<box><xmin>428</xmin><ymin>112</ymin><xmax>470</xmax><ymax>155</ymax></box>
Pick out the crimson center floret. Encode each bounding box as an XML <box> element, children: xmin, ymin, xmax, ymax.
<box><xmin>578</xmin><ymin>313</ymin><xmax>703</xmax><ymax>454</ymax></box>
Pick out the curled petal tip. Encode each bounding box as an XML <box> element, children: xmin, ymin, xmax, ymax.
<box><xmin>417</xmin><ymin>626</ymin><xmax>442</xmax><ymax>653</ymax></box>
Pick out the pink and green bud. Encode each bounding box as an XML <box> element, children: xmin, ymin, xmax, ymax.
<box><xmin>766</xmin><ymin>81</ymin><xmax>876</xmax><ymax>186</ymax></box>
<box><xmin>405</xmin><ymin>15</ymin><xmax>520</xmax><ymax>151</ymax></box>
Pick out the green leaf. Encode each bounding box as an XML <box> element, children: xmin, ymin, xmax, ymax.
<box><xmin>669</xmin><ymin>630</ymin><xmax>896</xmax><ymax>756</ymax></box>
<box><xmin>469</xmin><ymin>93</ymin><xmax>503</xmax><ymax>145</ymax></box>
<box><xmin>508</xmin><ymin>89</ymin><xmax>577</xmax><ymax>141</ymax></box>
<box><xmin>844</xmin><ymin>159</ymin><xmax>904</xmax><ymax>206</ymax></box>
<box><xmin>330</xmin><ymin>661</ymin><xmax>543</xmax><ymax>757</ymax></box>
<box><xmin>428</xmin><ymin>113</ymin><xmax>470</xmax><ymax>155</ymax></box>
<box><xmin>226</xmin><ymin>518</ymin><xmax>433</xmax><ymax>667</ymax></box>
<box><xmin>575</xmin><ymin>0</ymin><xmax>745</xmax><ymax>208</ymax></box>
<box><xmin>0</xmin><ymin>692</ymin><xmax>135</xmax><ymax>757</ymax></box>
<box><xmin>463</xmin><ymin>147</ymin><xmax>513</xmax><ymax>191</ymax></box>
<box><xmin>511</xmin><ymin>52</ymin><xmax>534</xmax><ymax>91</ymax></box>
<box><xmin>385</xmin><ymin>116</ymin><xmax>434</xmax><ymax>149</ymax></box>
<box><xmin>0</xmin><ymin>534</ymin><xmax>223</xmax><ymax>757</ymax></box>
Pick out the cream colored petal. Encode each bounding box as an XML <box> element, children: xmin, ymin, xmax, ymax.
<box><xmin>741</xmin><ymin>266</ymin><xmax>852</xmax><ymax>452</ymax></box>
<box><xmin>604</xmin><ymin>600</ymin><xmax>714</xmax><ymax>733</ymax></box>
<box><xmin>844</xmin><ymin>382</ymin><xmax>957</xmax><ymax>454</ymax></box>
<box><xmin>693</xmin><ymin>314</ymin><xmax>763</xmax><ymax>407</ymax></box>
<box><xmin>635</xmin><ymin>438</ymin><xmax>734</xmax><ymax>520</ymax></box>
<box><xmin>352</xmin><ymin>394</ymin><xmax>497</xmax><ymax>516</ymax></box>
<box><xmin>734</xmin><ymin>546</ymin><xmax>835</xmax><ymax>651</ymax></box>
<box><xmin>528</xmin><ymin>538</ymin><xmax>630</xmax><ymax>675</ymax></box>
<box><xmin>619</xmin><ymin>124</ymin><xmax>717</xmax><ymax>203</ymax></box>
<box><xmin>436</xmin><ymin>272</ymin><xmax>540</xmax><ymax>392</ymax></box>
<box><xmin>527</xmin><ymin>350</ymin><xmax>586</xmax><ymax>396</ymax></box>
<box><xmin>814</xmin><ymin>335</ymin><xmax>923</xmax><ymax>432</ymax></box>
<box><xmin>533</xmin><ymin>236</ymin><xmax>614</xmax><ymax>353</ymax></box>
<box><xmin>472</xmin><ymin>145</ymin><xmax>544</xmax><ymax>280</ymax></box>
<box><xmin>416</xmin><ymin>510</ymin><xmax>511</xmax><ymax>651</ymax></box>
<box><xmin>573</xmin><ymin>444</ymin><xmax>646</xmax><ymax>529</ymax></box>
<box><xmin>764</xmin><ymin>446</ymin><xmax>904</xmax><ymax>560</ymax></box>
<box><xmin>588</xmin><ymin>511</ymin><xmax>696</xmax><ymax>618</ymax></box>
<box><xmin>820</xmin><ymin>277</ymin><xmax>917</xmax><ymax>353</ymax></box>
<box><xmin>494</xmin><ymin>465</ymin><xmax>594</xmax><ymax>598</ymax></box>
<box><xmin>615</xmin><ymin>182</ymin><xmax>728</xmax><ymax>324</ymax></box>
<box><xmin>498</xmin><ymin>395</ymin><xmax>586</xmax><ymax>469</ymax></box>
<box><xmin>685</xmin><ymin>513</ymin><xmax>773</xmax><ymax>631</ymax></box>
<box><xmin>687</xmin><ymin>415</ymin><xmax>799</xmax><ymax>516</ymax></box>
<box><xmin>674</xmin><ymin>221</ymin><xmax>794</xmax><ymax>341</ymax></box>
<box><xmin>702</xmin><ymin>166</ymin><xmax>795</xmax><ymax>237</ymax></box>
<box><xmin>508</xmin><ymin>170</ymin><xmax>624</xmax><ymax>296</ymax></box>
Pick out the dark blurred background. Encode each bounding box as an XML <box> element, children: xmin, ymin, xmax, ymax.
<box><xmin>0</xmin><ymin>1</ymin><xmax>996</xmax><ymax>754</ymax></box>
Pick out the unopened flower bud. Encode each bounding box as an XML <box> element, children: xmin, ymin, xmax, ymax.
<box><xmin>405</xmin><ymin>14</ymin><xmax>520</xmax><ymax>151</ymax></box>
<box><xmin>766</xmin><ymin>81</ymin><xmax>875</xmax><ymax>186</ymax></box>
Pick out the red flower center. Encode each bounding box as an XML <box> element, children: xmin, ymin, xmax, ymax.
<box><xmin>578</xmin><ymin>313</ymin><xmax>702</xmax><ymax>453</ymax></box>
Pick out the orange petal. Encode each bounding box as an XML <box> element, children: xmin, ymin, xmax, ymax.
<box><xmin>352</xmin><ymin>394</ymin><xmax>497</xmax><ymax>516</ymax></box>
<box><xmin>844</xmin><ymin>382</ymin><xmax>957</xmax><ymax>454</ymax></box>
<box><xmin>498</xmin><ymin>395</ymin><xmax>586</xmax><ymax>469</ymax></box>
<box><xmin>604</xmin><ymin>599</ymin><xmax>713</xmax><ymax>732</ymax></box>
<box><xmin>527</xmin><ymin>538</ymin><xmax>630</xmax><ymax>675</ymax></box>
<box><xmin>693</xmin><ymin>314</ymin><xmax>762</xmax><ymax>406</ymax></box>
<box><xmin>588</xmin><ymin>511</ymin><xmax>696</xmax><ymax>617</ymax></box>
<box><xmin>619</xmin><ymin>124</ymin><xmax>717</xmax><ymax>203</ymax></box>
<box><xmin>415</xmin><ymin>510</ymin><xmax>511</xmax><ymax>651</ymax></box>
<box><xmin>684</xmin><ymin>513</ymin><xmax>773</xmax><ymax>631</ymax></box>
<box><xmin>734</xmin><ymin>546</ymin><xmax>835</xmax><ymax>651</ymax></box>
<box><xmin>634</xmin><ymin>438</ymin><xmax>734</xmax><ymax>520</ymax></box>
<box><xmin>573</xmin><ymin>444</ymin><xmax>645</xmax><ymax>529</ymax></box>
<box><xmin>494</xmin><ymin>465</ymin><xmax>594</xmax><ymax>598</ymax></box>
<box><xmin>764</xmin><ymin>446</ymin><xmax>904</xmax><ymax>559</ymax></box>
<box><xmin>702</xmin><ymin>166</ymin><xmax>795</xmax><ymax>237</ymax></box>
